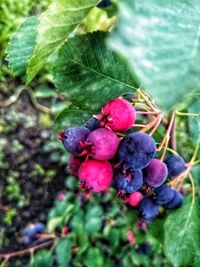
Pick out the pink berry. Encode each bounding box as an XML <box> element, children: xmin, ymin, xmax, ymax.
<box><xmin>68</xmin><ymin>155</ymin><xmax>83</xmax><ymax>177</ymax></box>
<box><xmin>78</xmin><ymin>159</ymin><xmax>113</xmax><ymax>192</ymax></box>
<box><xmin>127</xmin><ymin>231</ymin><xmax>136</xmax><ymax>245</ymax></box>
<box><xmin>127</xmin><ymin>192</ymin><xmax>143</xmax><ymax>207</ymax></box>
<box><xmin>82</xmin><ymin>128</ymin><xmax>119</xmax><ymax>160</ymax></box>
<box><xmin>99</xmin><ymin>98</ymin><xmax>136</xmax><ymax>131</ymax></box>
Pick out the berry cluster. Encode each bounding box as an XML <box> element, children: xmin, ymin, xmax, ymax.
<box><xmin>58</xmin><ymin>97</ymin><xmax>186</xmax><ymax>223</ymax></box>
<box><xmin>22</xmin><ymin>223</ymin><xmax>45</xmax><ymax>246</ymax></box>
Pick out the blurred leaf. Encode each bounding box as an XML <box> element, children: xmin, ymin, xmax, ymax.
<box><xmin>85</xmin><ymin>205</ymin><xmax>103</xmax><ymax>234</ymax></box>
<box><xmin>27</xmin><ymin>0</ymin><xmax>100</xmax><ymax>82</ymax></box>
<box><xmin>29</xmin><ymin>250</ymin><xmax>52</xmax><ymax>267</ymax></box>
<box><xmin>148</xmin><ymin>218</ymin><xmax>164</xmax><ymax>243</ymax></box>
<box><xmin>55</xmin><ymin>238</ymin><xmax>72</xmax><ymax>267</ymax></box>
<box><xmin>76</xmin><ymin>7</ymin><xmax>115</xmax><ymax>34</ymax></box>
<box><xmin>108</xmin><ymin>0</ymin><xmax>200</xmax><ymax>110</ymax></box>
<box><xmin>188</xmin><ymin>98</ymin><xmax>200</xmax><ymax>143</ymax></box>
<box><xmin>85</xmin><ymin>247</ymin><xmax>104</xmax><ymax>267</ymax></box>
<box><xmin>6</xmin><ymin>16</ymin><xmax>38</xmax><ymax>76</ymax></box>
<box><xmin>53</xmin><ymin>31</ymin><xmax>137</xmax><ymax>112</ymax></box>
<box><xmin>164</xmin><ymin>197</ymin><xmax>200</xmax><ymax>267</ymax></box>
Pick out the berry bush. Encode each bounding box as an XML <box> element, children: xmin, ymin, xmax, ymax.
<box><xmin>1</xmin><ymin>0</ymin><xmax>200</xmax><ymax>266</ymax></box>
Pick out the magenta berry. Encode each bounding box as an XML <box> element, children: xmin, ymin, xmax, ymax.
<box><xmin>68</xmin><ymin>155</ymin><xmax>83</xmax><ymax>177</ymax></box>
<box><xmin>78</xmin><ymin>159</ymin><xmax>113</xmax><ymax>192</ymax></box>
<box><xmin>127</xmin><ymin>192</ymin><xmax>143</xmax><ymax>207</ymax></box>
<box><xmin>82</xmin><ymin>128</ymin><xmax>119</xmax><ymax>160</ymax></box>
<box><xmin>99</xmin><ymin>98</ymin><xmax>136</xmax><ymax>131</ymax></box>
<box><xmin>143</xmin><ymin>159</ymin><xmax>168</xmax><ymax>188</ymax></box>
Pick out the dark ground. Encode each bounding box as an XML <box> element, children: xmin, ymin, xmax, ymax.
<box><xmin>0</xmin><ymin>85</ymin><xmax>68</xmax><ymax>266</ymax></box>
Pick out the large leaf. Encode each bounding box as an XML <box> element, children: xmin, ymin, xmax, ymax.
<box><xmin>164</xmin><ymin>198</ymin><xmax>200</xmax><ymax>267</ymax></box>
<box><xmin>29</xmin><ymin>250</ymin><xmax>52</xmax><ymax>267</ymax></box>
<box><xmin>53</xmin><ymin>32</ymin><xmax>137</xmax><ymax>112</ymax></box>
<box><xmin>27</xmin><ymin>0</ymin><xmax>100</xmax><ymax>83</ymax></box>
<box><xmin>6</xmin><ymin>16</ymin><xmax>38</xmax><ymax>76</ymax></box>
<box><xmin>55</xmin><ymin>239</ymin><xmax>72</xmax><ymax>267</ymax></box>
<box><xmin>108</xmin><ymin>0</ymin><xmax>200</xmax><ymax>110</ymax></box>
<box><xmin>188</xmin><ymin>98</ymin><xmax>200</xmax><ymax>143</ymax></box>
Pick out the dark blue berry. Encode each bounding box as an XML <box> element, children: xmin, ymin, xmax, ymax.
<box><xmin>165</xmin><ymin>190</ymin><xmax>183</xmax><ymax>209</ymax></box>
<box><xmin>24</xmin><ymin>224</ymin><xmax>38</xmax><ymax>239</ymax></box>
<box><xmin>118</xmin><ymin>132</ymin><xmax>156</xmax><ymax>170</ymax></box>
<box><xmin>164</xmin><ymin>155</ymin><xmax>186</xmax><ymax>178</ymax></box>
<box><xmin>97</xmin><ymin>0</ymin><xmax>112</xmax><ymax>8</ymax></box>
<box><xmin>122</xmin><ymin>92</ymin><xmax>136</xmax><ymax>101</ymax></box>
<box><xmin>136</xmin><ymin>242</ymin><xmax>152</xmax><ymax>255</ymax></box>
<box><xmin>139</xmin><ymin>197</ymin><xmax>160</xmax><ymax>222</ymax></box>
<box><xmin>35</xmin><ymin>223</ymin><xmax>45</xmax><ymax>234</ymax></box>
<box><xmin>86</xmin><ymin>117</ymin><xmax>100</xmax><ymax>131</ymax></box>
<box><xmin>22</xmin><ymin>235</ymin><xmax>32</xmax><ymax>246</ymax></box>
<box><xmin>114</xmin><ymin>169</ymin><xmax>143</xmax><ymax>193</ymax></box>
<box><xmin>153</xmin><ymin>184</ymin><xmax>174</xmax><ymax>205</ymax></box>
<box><xmin>58</xmin><ymin>126</ymin><xmax>90</xmax><ymax>156</ymax></box>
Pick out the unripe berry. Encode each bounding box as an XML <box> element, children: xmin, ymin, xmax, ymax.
<box><xmin>100</xmin><ymin>98</ymin><xmax>136</xmax><ymax>131</ymax></box>
<box><xmin>78</xmin><ymin>159</ymin><xmax>113</xmax><ymax>192</ymax></box>
<box><xmin>127</xmin><ymin>192</ymin><xmax>143</xmax><ymax>207</ymax></box>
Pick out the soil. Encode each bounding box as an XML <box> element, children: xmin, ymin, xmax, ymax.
<box><xmin>0</xmin><ymin>90</ymin><xmax>67</xmax><ymax>266</ymax></box>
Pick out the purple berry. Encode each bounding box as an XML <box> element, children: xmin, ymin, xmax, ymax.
<box><xmin>153</xmin><ymin>184</ymin><xmax>174</xmax><ymax>205</ymax></box>
<box><xmin>143</xmin><ymin>159</ymin><xmax>168</xmax><ymax>188</ymax></box>
<box><xmin>58</xmin><ymin>126</ymin><xmax>90</xmax><ymax>156</ymax></box>
<box><xmin>68</xmin><ymin>155</ymin><xmax>83</xmax><ymax>177</ymax></box>
<box><xmin>114</xmin><ymin>169</ymin><xmax>143</xmax><ymax>193</ymax></box>
<box><xmin>165</xmin><ymin>190</ymin><xmax>183</xmax><ymax>209</ymax></box>
<box><xmin>24</xmin><ymin>224</ymin><xmax>38</xmax><ymax>239</ymax></box>
<box><xmin>136</xmin><ymin>242</ymin><xmax>152</xmax><ymax>255</ymax></box>
<box><xmin>164</xmin><ymin>155</ymin><xmax>186</xmax><ymax>178</ymax></box>
<box><xmin>86</xmin><ymin>117</ymin><xmax>100</xmax><ymax>131</ymax></box>
<box><xmin>22</xmin><ymin>235</ymin><xmax>32</xmax><ymax>246</ymax></box>
<box><xmin>35</xmin><ymin>223</ymin><xmax>45</xmax><ymax>234</ymax></box>
<box><xmin>83</xmin><ymin>128</ymin><xmax>119</xmax><ymax>160</ymax></box>
<box><xmin>118</xmin><ymin>132</ymin><xmax>156</xmax><ymax>170</ymax></box>
<box><xmin>139</xmin><ymin>197</ymin><xmax>160</xmax><ymax>222</ymax></box>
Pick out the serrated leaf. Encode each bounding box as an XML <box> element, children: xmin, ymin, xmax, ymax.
<box><xmin>164</xmin><ymin>198</ymin><xmax>200</xmax><ymax>267</ymax></box>
<box><xmin>108</xmin><ymin>0</ymin><xmax>200</xmax><ymax>110</ymax></box>
<box><xmin>55</xmin><ymin>239</ymin><xmax>72</xmax><ymax>267</ymax></box>
<box><xmin>6</xmin><ymin>16</ymin><xmax>38</xmax><ymax>76</ymax></box>
<box><xmin>27</xmin><ymin>0</ymin><xmax>100</xmax><ymax>83</ymax></box>
<box><xmin>54</xmin><ymin>32</ymin><xmax>137</xmax><ymax>112</ymax></box>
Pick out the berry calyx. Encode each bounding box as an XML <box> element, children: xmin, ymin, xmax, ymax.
<box><xmin>98</xmin><ymin>98</ymin><xmax>136</xmax><ymax>131</ymax></box>
<box><xmin>58</xmin><ymin>126</ymin><xmax>90</xmax><ymax>156</ymax></box>
<box><xmin>78</xmin><ymin>159</ymin><xmax>113</xmax><ymax>192</ymax></box>
<box><xmin>81</xmin><ymin>128</ymin><xmax>119</xmax><ymax>160</ymax></box>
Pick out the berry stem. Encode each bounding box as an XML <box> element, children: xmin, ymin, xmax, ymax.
<box><xmin>133</xmin><ymin>124</ymin><xmax>146</xmax><ymax>128</ymax></box>
<box><xmin>157</xmin><ymin>111</ymin><xmax>175</xmax><ymax>152</ymax></box>
<box><xmin>176</xmin><ymin>111</ymin><xmax>199</xmax><ymax>117</ymax></box>
<box><xmin>136</xmin><ymin>111</ymin><xmax>160</xmax><ymax>115</ymax></box>
<box><xmin>160</xmin><ymin>138</ymin><xmax>169</xmax><ymax>161</ymax></box>
<box><xmin>140</xmin><ymin>117</ymin><xmax>160</xmax><ymax>133</ymax></box>
<box><xmin>189</xmin><ymin>173</ymin><xmax>196</xmax><ymax>202</ymax></box>
<box><xmin>149</xmin><ymin>114</ymin><xmax>164</xmax><ymax>136</ymax></box>
<box><xmin>170</xmin><ymin>116</ymin><xmax>176</xmax><ymax>151</ymax></box>
<box><xmin>137</xmin><ymin>89</ymin><xmax>159</xmax><ymax>112</ymax></box>
<box><xmin>0</xmin><ymin>238</ymin><xmax>56</xmax><ymax>260</ymax></box>
<box><xmin>190</xmin><ymin>142</ymin><xmax>200</xmax><ymax>164</ymax></box>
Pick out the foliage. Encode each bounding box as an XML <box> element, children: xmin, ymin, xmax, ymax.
<box><xmin>3</xmin><ymin>0</ymin><xmax>200</xmax><ymax>266</ymax></box>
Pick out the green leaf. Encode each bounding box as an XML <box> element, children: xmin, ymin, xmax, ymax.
<box><xmin>54</xmin><ymin>31</ymin><xmax>137</xmax><ymax>112</ymax></box>
<box><xmin>188</xmin><ymin>98</ymin><xmax>200</xmax><ymax>143</ymax></box>
<box><xmin>85</xmin><ymin>205</ymin><xmax>103</xmax><ymax>234</ymax></box>
<box><xmin>55</xmin><ymin>238</ymin><xmax>72</xmax><ymax>267</ymax></box>
<box><xmin>108</xmin><ymin>0</ymin><xmax>200</xmax><ymax>110</ymax></box>
<box><xmin>164</xmin><ymin>198</ymin><xmax>200</xmax><ymax>267</ymax></box>
<box><xmin>29</xmin><ymin>250</ymin><xmax>52</xmax><ymax>267</ymax></box>
<box><xmin>6</xmin><ymin>16</ymin><xmax>38</xmax><ymax>76</ymax></box>
<box><xmin>54</xmin><ymin>105</ymin><xmax>91</xmax><ymax>138</ymax></box>
<box><xmin>85</xmin><ymin>247</ymin><xmax>104</xmax><ymax>267</ymax></box>
<box><xmin>27</xmin><ymin>0</ymin><xmax>100</xmax><ymax>83</ymax></box>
